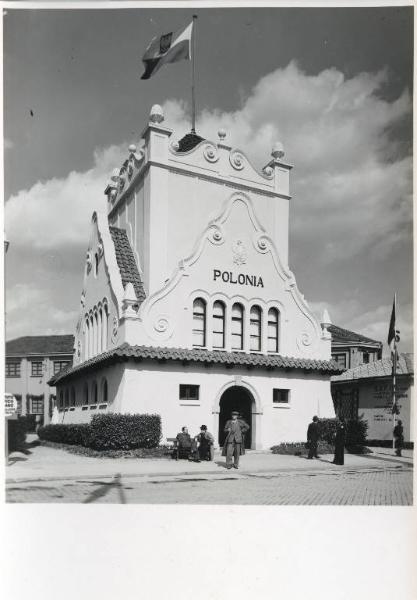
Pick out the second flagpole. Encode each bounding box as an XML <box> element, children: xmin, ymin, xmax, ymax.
<box><xmin>191</xmin><ymin>14</ymin><xmax>198</xmax><ymax>133</ymax></box>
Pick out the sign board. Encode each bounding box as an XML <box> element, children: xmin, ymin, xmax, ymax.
<box><xmin>5</xmin><ymin>393</ymin><xmax>17</xmax><ymax>417</ymax></box>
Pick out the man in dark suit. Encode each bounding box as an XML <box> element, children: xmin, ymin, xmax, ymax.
<box><xmin>307</xmin><ymin>415</ymin><xmax>320</xmax><ymax>459</ymax></box>
<box><xmin>222</xmin><ymin>410</ymin><xmax>250</xmax><ymax>469</ymax></box>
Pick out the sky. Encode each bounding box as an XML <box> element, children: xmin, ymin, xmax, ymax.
<box><xmin>3</xmin><ymin>4</ymin><xmax>414</xmax><ymax>354</ymax></box>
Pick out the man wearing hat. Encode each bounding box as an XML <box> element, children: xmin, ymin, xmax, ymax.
<box><xmin>222</xmin><ymin>410</ymin><xmax>250</xmax><ymax>469</ymax></box>
<box><xmin>195</xmin><ymin>425</ymin><xmax>215</xmax><ymax>461</ymax></box>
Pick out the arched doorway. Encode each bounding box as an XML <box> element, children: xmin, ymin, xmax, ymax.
<box><xmin>218</xmin><ymin>386</ymin><xmax>253</xmax><ymax>449</ymax></box>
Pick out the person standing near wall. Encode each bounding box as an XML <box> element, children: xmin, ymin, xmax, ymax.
<box><xmin>306</xmin><ymin>415</ymin><xmax>320</xmax><ymax>459</ymax></box>
<box><xmin>222</xmin><ymin>410</ymin><xmax>249</xmax><ymax>469</ymax></box>
<box><xmin>332</xmin><ymin>417</ymin><xmax>346</xmax><ymax>465</ymax></box>
<box><xmin>393</xmin><ymin>419</ymin><xmax>404</xmax><ymax>457</ymax></box>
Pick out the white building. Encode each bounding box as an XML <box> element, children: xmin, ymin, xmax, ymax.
<box><xmin>50</xmin><ymin>105</ymin><xmax>342</xmax><ymax>449</ymax></box>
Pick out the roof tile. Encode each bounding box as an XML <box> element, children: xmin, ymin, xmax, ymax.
<box><xmin>49</xmin><ymin>344</ymin><xmax>344</xmax><ymax>385</ymax></box>
<box><xmin>332</xmin><ymin>353</ymin><xmax>414</xmax><ymax>382</ymax></box>
<box><xmin>6</xmin><ymin>335</ymin><xmax>74</xmax><ymax>357</ymax></box>
<box><xmin>109</xmin><ymin>226</ymin><xmax>146</xmax><ymax>305</ymax></box>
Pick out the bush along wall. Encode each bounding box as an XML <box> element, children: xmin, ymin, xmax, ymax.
<box><xmin>271</xmin><ymin>417</ymin><xmax>370</xmax><ymax>455</ymax></box>
<box><xmin>38</xmin><ymin>413</ymin><xmax>162</xmax><ymax>451</ymax></box>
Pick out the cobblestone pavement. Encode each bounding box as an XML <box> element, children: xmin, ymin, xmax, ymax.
<box><xmin>6</xmin><ymin>464</ymin><xmax>413</xmax><ymax>505</ymax></box>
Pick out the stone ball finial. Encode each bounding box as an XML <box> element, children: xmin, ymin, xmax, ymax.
<box><xmin>128</xmin><ymin>144</ymin><xmax>137</xmax><ymax>153</ymax></box>
<box><xmin>271</xmin><ymin>141</ymin><xmax>285</xmax><ymax>160</ymax></box>
<box><xmin>218</xmin><ymin>128</ymin><xmax>226</xmax><ymax>141</ymax></box>
<box><xmin>149</xmin><ymin>104</ymin><xmax>164</xmax><ymax>124</ymax></box>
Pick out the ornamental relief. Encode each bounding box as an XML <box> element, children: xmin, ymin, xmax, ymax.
<box><xmin>232</xmin><ymin>240</ymin><xmax>247</xmax><ymax>266</ymax></box>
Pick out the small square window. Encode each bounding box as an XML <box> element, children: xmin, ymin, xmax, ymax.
<box><xmin>31</xmin><ymin>362</ymin><xmax>43</xmax><ymax>377</ymax></box>
<box><xmin>273</xmin><ymin>389</ymin><xmax>289</xmax><ymax>404</ymax></box>
<box><xmin>179</xmin><ymin>384</ymin><xmax>199</xmax><ymax>401</ymax></box>
<box><xmin>6</xmin><ymin>362</ymin><xmax>21</xmax><ymax>377</ymax></box>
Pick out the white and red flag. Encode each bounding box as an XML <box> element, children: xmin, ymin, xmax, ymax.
<box><xmin>141</xmin><ymin>21</ymin><xmax>193</xmax><ymax>80</ymax></box>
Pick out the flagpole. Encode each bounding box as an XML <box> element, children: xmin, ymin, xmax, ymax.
<box><xmin>191</xmin><ymin>14</ymin><xmax>198</xmax><ymax>133</ymax></box>
<box><xmin>391</xmin><ymin>293</ymin><xmax>397</xmax><ymax>450</ymax></box>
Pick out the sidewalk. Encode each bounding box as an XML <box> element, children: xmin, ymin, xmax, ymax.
<box><xmin>6</xmin><ymin>440</ymin><xmax>413</xmax><ymax>484</ymax></box>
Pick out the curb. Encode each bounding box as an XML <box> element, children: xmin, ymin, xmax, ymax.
<box><xmin>6</xmin><ymin>462</ymin><xmax>412</xmax><ymax>486</ymax></box>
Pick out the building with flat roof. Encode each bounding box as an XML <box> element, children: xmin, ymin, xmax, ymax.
<box><xmin>5</xmin><ymin>335</ymin><xmax>74</xmax><ymax>428</ymax></box>
<box><xmin>49</xmin><ymin>105</ymin><xmax>343</xmax><ymax>448</ymax></box>
<box><xmin>332</xmin><ymin>353</ymin><xmax>414</xmax><ymax>443</ymax></box>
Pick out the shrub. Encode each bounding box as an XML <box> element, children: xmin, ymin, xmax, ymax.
<box><xmin>346</xmin><ymin>418</ymin><xmax>368</xmax><ymax>453</ymax></box>
<box><xmin>38</xmin><ymin>423</ymin><xmax>91</xmax><ymax>446</ymax></box>
<box><xmin>37</xmin><ymin>413</ymin><xmax>162</xmax><ymax>451</ymax></box>
<box><xmin>318</xmin><ymin>418</ymin><xmax>338</xmax><ymax>444</ymax></box>
<box><xmin>7</xmin><ymin>417</ymin><xmax>28</xmax><ymax>452</ymax></box>
<box><xmin>88</xmin><ymin>413</ymin><xmax>162</xmax><ymax>450</ymax></box>
<box><xmin>271</xmin><ymin>441</ymin><xmax>335</xmax><ymax>455</ymax></box>
<box><xmin>367</xmin><ymin>439</ymin><xmax>414</xmax><ymax>450</ymax></box>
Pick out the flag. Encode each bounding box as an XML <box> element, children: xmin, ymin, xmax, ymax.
<box><xmin>141</xmin><ymin>22</ymin><xmax>193</xmax><ymax>80</ymax></box>
<box><xmin>387</xmin><ymin>295</ymin><xmax>396</xmax><ymax>351</ymax></box>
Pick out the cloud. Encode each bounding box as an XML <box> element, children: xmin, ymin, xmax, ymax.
<box><xmin>163</xmin><ymin>61</ymin><xmax>412</xmax><ymax>263</ymax></box>
<box><xmin>6</xmin><ymin>283</ymin><xmax>78</xmax><ymax>339</ymax></box>
<box><xmin>5</xmin><ymin>144</ymin><xmax>125</xmax><ymax>250</ymax></box>
<box><xmin>4</xmin><ymin>62</ymin><xmax>413</xmax><ymax>346</ymax></box>
<box><xmin>310</xmin><ymin>299</ymin><xmax>413</xmax><ymax>355</ymax></box>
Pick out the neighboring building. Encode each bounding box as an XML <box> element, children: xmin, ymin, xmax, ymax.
<box><xmin>331</xmin><ymin>353</ymin><xmax>414</xmax><ymax>443</ymax></box>
<box><xmin>5</xmin><ymin>335</ymin><xmax>74</xmax><ymax>428</ymax></box>
<box><xmin>328</xmin><ymin>324</ymin><xmax>382</xmax><ymax>370</ymax></box>
<box><xmin>49</xmin><ymin>104</ymin><xmax>343</xmax><ymax>449</ymax></box>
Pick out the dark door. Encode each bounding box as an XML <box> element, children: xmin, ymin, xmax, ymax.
<box><xmin>218</xmin><ymin>386</ymin><xmax>252</xmax><ymax>449</ymax></box>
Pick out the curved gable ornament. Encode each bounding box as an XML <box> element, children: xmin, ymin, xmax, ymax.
<box><xmin>140</xmin><ymin>192</ymin><xmax>321</xmax><ymax>348</ymax></box>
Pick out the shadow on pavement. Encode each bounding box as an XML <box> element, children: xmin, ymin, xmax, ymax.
<box><xmin>83</xmin><ymin>473</ymin><xmax>126</xmax><ymax>504</ymax></box>
<box><xmin>215</xmin><ymin>460</ymin><xmax>228</xmax><ymax>469</ymax></box>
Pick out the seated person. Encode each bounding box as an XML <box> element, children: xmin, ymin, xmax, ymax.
<box><xmin>195</xmin><ymin>425</ymin><xmax>215</xmax><ymax>462</ymax></box>
<box><xmin>175</xmin><ymin>426</ymin><xmax>193</xmax><ymax>459</ymax></box>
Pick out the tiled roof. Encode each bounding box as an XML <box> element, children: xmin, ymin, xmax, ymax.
<box><xmin>109</xmin><ymin>226</ymin><xmax>146</xmax><ymax>305</ymax></box>
<box><xmin>6</xmin><ymin>335</ymin><xmax>74</xmax><ymax>357</ymax></box>
<box><xmin>332</xmin><ymin>353</ymin><xmax>414</xmax><ymax>383</ymax></box>
<box><xmin>177</xmin><ymin>132</ymin><xmax>205</xmax><ymax>152</ymax></box>
<box><xmin>328</xmin><ymin>324</ymin><xmax>382</xmax><ymax>346</ymax></box>
<box><xmin>49</xmin><ymin>343</ymin><xmax>344</xmax><ymax>385</ymax></box>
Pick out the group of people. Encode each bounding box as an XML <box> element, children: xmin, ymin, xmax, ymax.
<box><xmin>306</xmin><ymin>415</ymin><xmax>347</xmax><ymax>465</ymax></box>
<box><xmin>175</xmin><ymin>411</ymin><xmax>250</xmax><ymax>469</ymax></box>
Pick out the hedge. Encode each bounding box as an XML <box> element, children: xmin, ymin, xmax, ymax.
<box><xmin>38</xmin><ymin>423</ymin><xmax>90</xmax><ymax>446</ymax></box>
<box><xmin>367</xmin><ymin>439</ymin><xmax>414</xmax><ymax>450</ymax></box>
<box><xmin>38</xmin><ymin>413</ymin><xmax>162</xmax><ymax>451</ymax></box>
<box><xmin>271</xmin><ymin>441</ymin><xmax>335</xmax><ymax>455</ymax></box>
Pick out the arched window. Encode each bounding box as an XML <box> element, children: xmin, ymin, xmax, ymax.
<box><xmin>83</xmin><ymin>383</ymin><xmax>89</xmax><ymax>405</ymax></box>
<box><xmin>231</xmin><ymin>303</ymin><xmax>244</xmax><ymax>350</ymax></box>
<box><xmin>192</xmin><ymin>298</ymin><xmax>206</xmax><ymax>347</ymax></box>
<box><xmin>70</xmin><ymin>387</ymin><xmax>76</xmax><ymax>407</ymax></box>
<box><xmin>98</xmin><ymin>308</ymin><xmax>103</xmax><ymax>354</ymax></box>
<box><xmin>250</xmin><ymin>305</ymin><xmax>262</xmax><ymax>351</ymax></box>
<box><xmin>59</xmin><ymin>390</ymin><xmax>64</xmax><ymax>409</ymax></box>
<box><xmin>84</xmin><ymin>317</ymin><xmax>89</xmax><ymax>361</ymax></box>
<box><xmin>212</xmin><ymin>301</ymin><xmax>226</xmax><ymax>349</ymax></box>
<box><xmin>267</xmin><ymin>308</ymin><xmax>279</xmax><ymax>353</ymax></box>
<box><xmin>94</xmin><ymin>311</ymin><xmax>99</xmax><ymax>356</ymax></box>
<box><xmin>102</xmin><ymin>303</ymin><xmax>108</xmax><ymax>351</ymax></box>
<box><xmin>101</xmin><ymin>378</ymin><xmax>108</xmax><ymax>404</ymax></box>
<box><xmin>92</xmin><ymin>381</ymin><xmax>98</xmax><ymax>405</ymax></box>
<box><xmin>64</xmin><ymin>389</ymin><xmax>69</xmax><ymax>408</ymax></box>
<box><xmin>89</xmin><ymin>314</ymin><xmax>94</xmax><ymax>358</ymax></box>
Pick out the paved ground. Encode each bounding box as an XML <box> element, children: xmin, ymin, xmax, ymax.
<box><xmin>5</xmin><ymin>439</ymin><xmax>413</xmax><ymax>505</ymax></box>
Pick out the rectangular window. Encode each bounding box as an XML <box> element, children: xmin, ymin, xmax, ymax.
<box><xmin>6</xmin><ymin>361</ymin><xmax>21</xmax><ymax>377</ymax></box>
<box><xmin>273</xmin><ymin>389</ymin><xmax>289</xmax><ymax>405</ymax></box>
<box><xmin>53</xmin><ymin>360</ymin><xmax>71</xmax><ymax>375</ymax></box>
<box><xmin>31</xmin><ymin>361</ymin><xmax>43</xmax><ymax>377</ymax></box>
<box><xmin>332</xmin><ymin>353</ymin><xmax>347</xmax><ymax>369</ymax></box>
<box><xmin>31</xmin><ymin>396</ymin><xmax>44</xmax><ymax>414</ymax></box>
<box><xmin>363</xmin><ymin>352</ymin><xmax>369</xmax><ymax>364</ymax></box>
<box><xmin>179</xmin><ymin>384</ymin><xmax>199</xmax><ymax>401</ymax></box>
